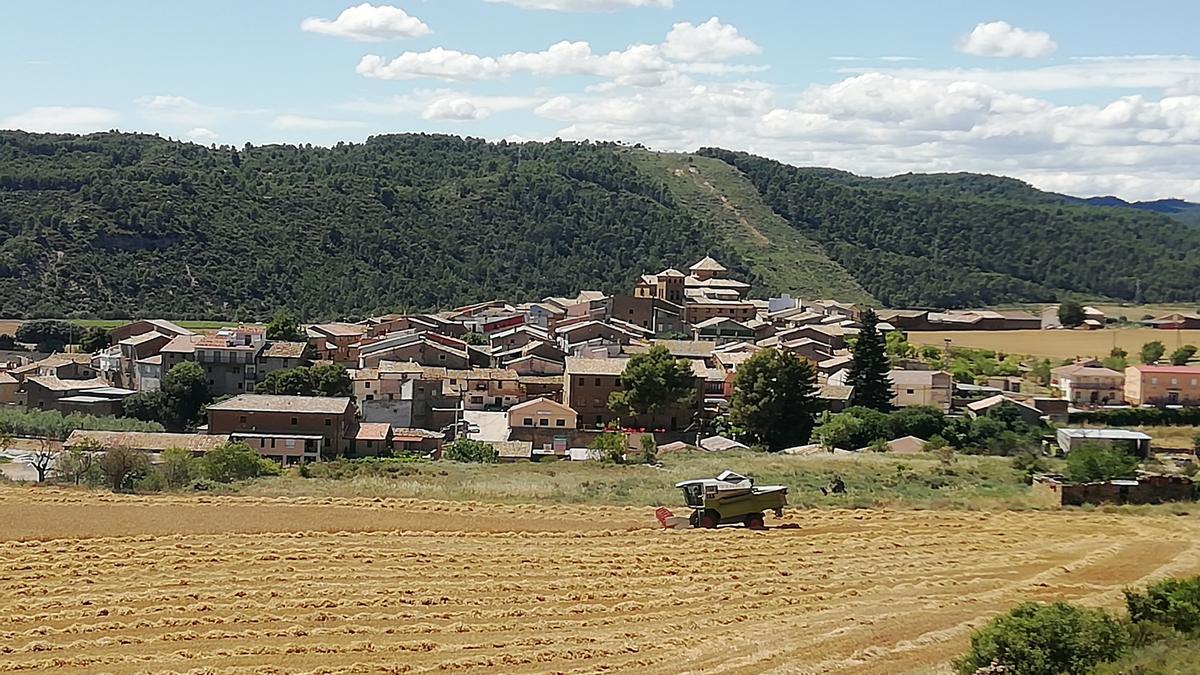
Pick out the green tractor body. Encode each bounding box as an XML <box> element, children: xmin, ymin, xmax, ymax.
<box><xmin>675</xmin><ymin>470</ymin><xmax>788</xmax><ymax>529</ymax></box>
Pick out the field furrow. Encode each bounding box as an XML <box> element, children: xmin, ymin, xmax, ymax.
<box><xmin>1</xmin><ymin>488</ymin><xmax>1197</xmax><ymax>673</ymax></box>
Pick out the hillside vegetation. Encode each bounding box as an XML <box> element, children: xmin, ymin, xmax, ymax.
<box><xmin>630</xmin><ymin>151</ymin><xmax>874</xmax><ymax>304</ymax></box>
<box><xmin>701</xmin><ymin>148</ymin><xmax>1200</xmax><ymax>308</ymax></box>
<box><xmin>0</xmin><ymin>132</ymin><xmax>722</xmax><ymax>319</ymax></box>
<box><xmin>2</xmin><ymin>131</ymin><xmax>1198</xmax><ymax>318</ymax></box>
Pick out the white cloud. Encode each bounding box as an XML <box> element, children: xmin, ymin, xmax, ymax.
<box><xmin>271</xmin><ymin>115</ymin><xmax>367</xmax><ymax>130</ymax></box>
<box><xmin>483</xmin><ymin>0</ymin><xmax>673</xmax><ymax>10</ymax></box>
<box><xmin>957</xmin><ymin>21</ymin><xmax>1057</xmax><ymax>58</ymax></box>
<box><xmin>846</xmin><ymin>56</ymin><xmax>1200</xmax><ymax>92</ymax></box>
<box><xmin>662</xmin><ymin>18</ymin><xmax>761</xmax><ymax>62</ymax></box>
<box><xmin>358</xmin><ymin>18</ymin><xmax>758</xmax><ymax>84</ymax></box>
<box><xmin>134</xmin><ymin>94</ymin><xmax>264</xmax><ymax>127</ymax></box>
<box><xmin>300</xmin><ymin>3</ymin><xmax>430</xmax><ymax>42</ymax></box>
<box><xmin>185</xmin><ymin>127</ymin><xmax>219</xmax><ymax>142</ymax></box>
<box><xmin>422</xmin><ymin>98</ymin><xmax>489</xmax><ymax>121</ymax></box>
<box><xmin>0</xmin><ymin>106</ymin><xmax>118</xmax><ymax>133</ymax></box>
<box><xmin>341</xmin><ymin>90</ymin><xmax>543</xmax><ymax>123</ymax></box>
<box><xmin>536</xmin><ymin>67</ymin><xmax>1200</xmax><ymax>200</ymax></box>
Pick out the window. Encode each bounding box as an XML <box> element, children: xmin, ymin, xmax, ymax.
<box><xmin>906</xmin><ymin>389</ymin><xmax>915</xmax><ymax>395</ymax></box>
<box><xmin>365</xmin><ymin>382</ymin><xmax>371</xmax><ymax>389</ymax></box>
<box><xmin>577</xmin><ymin>377</ymin><xmax>585</xmax><ymax>386</ymax></box>
<box><xmin>237</xmin><ymin>382</ymin><xmax>243</xmax><ymax>390</ymax></box>
<box><xmin>1152</xmin><ymin>377</ymin><xmax>1159</xmax><ymax>385</ymax></box>
<box><xmin>523</xmin><ymin>417</ymin><xmax>533</xmax><ymax>426</ymax></box>
<box><xmin>595</xmin><ymin>415</ymin><xmax>602</xmax><ymax>425</ymax></box>
<box><xmin>556</xmin><ymin>419</ymin><xmax>565</xmax><ymax>427</ymax></box>
<box><xmin>290</xmin><ymin>417</ymin><xmax>298</xmax><ymax>426</ymax></box>
<box><xmin>270</xmin><ymin>438</ymin><xmax>276</xmax><ymax>449</ymax></box>
<box><xmin>365</xmin><ymin>394</ymin><xmax>374</xmax><ymax>401</ymax></box>
<box><xmin>438</xmin><ymin>354</ymin><xmax>446</xmax><ymax>361</ymax></box>
<box><xmin>539</xmin><ymin>418</ymin><xmax>549</xmax><ymax>426</ymax></box>
<box><xmin>239</xmin><ymin>415</ymin><xmax>247</xmax><ymax>423</ymax></box>
<box><xmin>595</xmin><ymin>378</ymin><xmax>601</xmax><ymax>386</ymax></box>
<box><xmin>324</xmin><ymin>419</ymin><xmax>332</xmax><ymax>427</ymax></box>
<box><xmin>285</xmin><ymin>439</ymin><xmax>295</xmax><ymax>449</ymax></box>
<box><xmin>1172</xmin><ymin>378</ymin><xmax>1179</xmax><ymax>386</ymax></box>
<box><xmin>1192</xmin><ymin>379</ymin><xmax>1198</xmax><ymax>386</ymax></box>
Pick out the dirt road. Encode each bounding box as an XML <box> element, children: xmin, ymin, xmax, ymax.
<box><xmin>0</xmin><ymin>488</ymin><xmax>1197</xmax><ymax>673</ymax></box>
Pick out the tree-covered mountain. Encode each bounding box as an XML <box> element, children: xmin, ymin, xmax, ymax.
<box><xmin>699</xmin><ymin>148</ymin><xmax>1200</xmax><ymax>308</ymax></box>
<box><xmin>1067</xmin><ymin>196</ymin><xmax>1200</xmax><ymax>226</ymax></box>
<box><xmin>0</xmin><ymin>132</ymin><xmax>730</xmax><ymax>319</ymax></box>
<box><xmin>2</xmin><ymin>131</ymin><xmax>1197</xmax><ymax>318</ymax></box>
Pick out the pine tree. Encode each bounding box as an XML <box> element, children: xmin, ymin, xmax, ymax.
<box><xmin>848</xmin><ymin>308</ymin><xmax>894</xmax><ymax>411</ymax></box>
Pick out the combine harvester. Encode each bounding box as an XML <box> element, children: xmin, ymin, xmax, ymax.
<box><xmin>657</xmin><ymin>470</ymin><xmax>788</xmax><ymax>530</ymax></box>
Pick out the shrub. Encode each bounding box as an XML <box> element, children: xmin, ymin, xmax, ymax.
<box><xmin>955</xmin><ymin>602</ymin><xmax>1128</xmax><ymax>675</ymax></box>
<box><xmin>1124</xmin><ymin>576</ymin><xmax>1200</xmax><ymax>635</ymax></box>
<box><xmin>639</xmin><ymin>433</ymin><xmax>658</xmax><ymax>464</ymax></box>
<box><xmin>195</xmin><ymin>442</ymin><xmax>280</xmax><ymax>482</ymax></box>
<box><xmin>157</xmin><ymin>447</ymin><xmax>196</xmax><ymax>489</ymax></box>
<box><xmin>443</xmin><ymin>439</ymin><xmax>499</xmax><ymax>463</ymax></box>
<box><xmin>1065</xmin><ymin>443</ymin><xmax>1140</xmax><ymax>483</ymax></box>
<box><xmin>98</xmin><ymin>446</ymin><xmax>151</xmax><ymax>492</ymax></box>
<box><xmin>1012</xmin><ymin>450</ymin><xmax>1049</xmax><ymax>484</ymax></box>
<box><xmin>587</xmin><ymin>432</ymin><xmax>627</xmax><ymax>463</ymax></box>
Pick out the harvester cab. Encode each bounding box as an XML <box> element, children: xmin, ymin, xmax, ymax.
<box><xmin>661</xmin><ymin>470</ymin><xmax>788</xmax><ymax>530</ymax></box>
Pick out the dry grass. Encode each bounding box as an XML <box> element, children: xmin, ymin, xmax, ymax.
<box><xmin>237</xmin><ymin>451</ymin><xmax>1041</xmax><ymax>511</ymax></box>
<box><xmin>908</xmin><ymin>328</ymin><xmax>1200</xmax><ymax>360</ymax></box>
<box><xmin>1</xmin><ymin>487</ymin><xmax>1198</xmax><ymax>673</ymax></box>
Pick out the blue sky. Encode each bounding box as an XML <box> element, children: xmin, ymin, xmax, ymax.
<box><xmin>3</xmin><ymin>0</ymin><xmax>1199</xmax><ymax>200</ymax></box>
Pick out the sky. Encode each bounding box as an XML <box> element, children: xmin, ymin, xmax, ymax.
<box><xmin>3</xmin><ymin>0</ymin><xmax>1200</xmax><ymax>201</ymax></box>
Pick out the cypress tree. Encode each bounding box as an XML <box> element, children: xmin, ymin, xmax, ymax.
<box><xmin>848</xmin><ymin>308</ymin><xmax>894</xmax><ymax>411</ymax></box>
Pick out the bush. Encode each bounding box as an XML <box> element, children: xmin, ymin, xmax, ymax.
<box><xmin>955</xmin><ymin>602</ymin><xmax>1128</xmax><ymax>675</ymax></box>
<box><xmin>1125</xmin><ymin>576</ymin><xmax>1200</xmax><ymax>635</ymax></box>
<box><xmin>1065</xmin><ymin>443</ymin><xmax>1140</xmax><ymax>483</ymax></box>
<box><xmin>587</xmin><ymin>432</ymin><xmax>627</xmax><ymax>463</ymax></box>
<box><xmin>443</xmin><ymin>439</ymin><xmax>499</xmax><ymax>463</ymax></box>
<box><xmin>1012</xmin><ymin>450</ymin><xmax>1049</xmax><ymax>484</ymax></box>
<box><xmin>98</xmin><ymin>446</ymin><xmax>151</xmax><ymax>492</ymax></box>
<box><xmin>194</xmin><ymin>442</ymin><xmax>280</xmax><ymax>482</ymax></box>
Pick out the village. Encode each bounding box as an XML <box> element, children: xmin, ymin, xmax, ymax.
<box><xmin>0</xmin><ymin>256</ymin><xmax>1197</xmax><ymax>507</ymax></box>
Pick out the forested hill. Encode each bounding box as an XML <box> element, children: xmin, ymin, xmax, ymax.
<box><xmin>0</xmin><ymin>132</ymin><xmax>727</xmax><ymax>319</ymax></box>
<box><xmin>699</xmin><ymin>148</ymin><xmax>1200</xmax><ymax>308</ymax></box>
<box><xmin>2</xmin><ymin>131</ymin><xmax>1198</xmax><ymax>319</ymax></box>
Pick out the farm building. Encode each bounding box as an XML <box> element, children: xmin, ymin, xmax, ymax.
<box><xmin>1055</xmin><ymin>428</ymin><xmax>1152</xmax><ymax>458</ymax></box>
<box><xmin>1033</xmin><ymin>473</ymin><xmax>1194</xmax><ymax>507</ymax></box>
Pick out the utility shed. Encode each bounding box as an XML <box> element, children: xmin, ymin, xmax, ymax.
<box><xmin>1055</xmin><ymin>428</ymin><xmax>1152</xmax><ymax>458</ymax></box>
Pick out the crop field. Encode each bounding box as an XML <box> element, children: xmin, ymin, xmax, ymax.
<box><xmin>2</xmin><ymin>488</ymin><xmax>1199</xmax><ymax>674</ymax></box>
<box><xmin>908</xmin><ymin>328</ymin><xmax>1200</xmax><ymax>360</ymax></box>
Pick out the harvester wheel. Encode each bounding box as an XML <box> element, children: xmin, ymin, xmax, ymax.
<box><xmin>744</xmin><ymin>513</ymin><xmax>765</xmax><ymax>530</ymax></box>
<box><xmin>688</xmin><ymin>511</ymin><xmax>700</xmax><ymax>528</ymax></box>
<box><xmin>698</xmin><ymin>510</ymin><xmax>720</xmax><ymax>529</ymax></box>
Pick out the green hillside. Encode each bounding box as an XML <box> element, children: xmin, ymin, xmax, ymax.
<box><xmin>629</xmin><ymin>151</ymin><xmax>875</xmax><ymax>304</ymax></box>
<box><xmin>0</xmin><ymin>132</ymin><xmax>729</xmax><ymax>319</ymax></box>
<box><xmin>2</xmin><ymin>130</ymin><xmax>1197</xmax><ymax>319</ymax></box>
<box><xmin>699</xmin><ymin>148</ymin><xmax>1200</xmax><ymax>308</ymax></box>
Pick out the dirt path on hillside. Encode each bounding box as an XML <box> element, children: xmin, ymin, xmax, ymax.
<box><xmin>0</xmin><ymin>488</ymin><xmax>1196</xmax><ymax>674</ymax></box>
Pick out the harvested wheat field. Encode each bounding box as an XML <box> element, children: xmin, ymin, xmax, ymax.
<box><xmin>1</xmin><ymin>488</ymin><xmax>1199</xmax><ymax>674</ymax></box>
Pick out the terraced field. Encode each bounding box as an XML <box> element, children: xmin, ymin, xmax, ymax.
<box><xmin>1</xmin><ymin>489</ymin><xmax>1198</xmax><ymax>674</ymax></box>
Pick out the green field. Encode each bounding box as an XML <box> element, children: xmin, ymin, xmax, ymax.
<box><xmin>233</xmin><ymin>450</ymin><xmax>1054</xmax><ymax>511</ymax></box>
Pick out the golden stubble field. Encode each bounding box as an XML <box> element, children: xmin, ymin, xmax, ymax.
<box><xmin>1</xmin><ymin>488</ymin><xmax>1199</xmax><ymax>674</ymax></box>
<box><xmin>908</xmin><ymin>328</ymin><xmax>1200</xmax><ymax>360</ymax></box>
